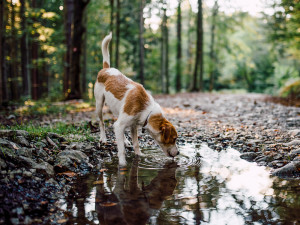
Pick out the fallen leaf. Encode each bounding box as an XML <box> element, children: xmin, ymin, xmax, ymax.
<box><xmin>100</xmin><ymin>202</ymin><xmax>117</xmax><ymax>207</ymax></box>
<box><xmin>57</xmin><ymin>171</ymin><xmax>77</xmax><ymax>177</ymax></box>
<box><xmin>93</xmin><ymin>180</ymin><xmax>104</xmax><ymax>185</ymax></box>
<box><xmin>57</xmin><ymin>219</ymin><xmax>68</xmax><ymax>224</ymax></box>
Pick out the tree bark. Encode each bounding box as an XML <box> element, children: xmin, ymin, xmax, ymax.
<box><xmin>0</xmin><ymin>0</ymin><xmax>6</xmax><ymax>104</ymax></box>
<box><xmin>209</xmin><ymin>0</ymin><xmax>218</xmax><ymax>92</ymax></box>
<box><xmin>115</xmin><ymin>0</ymin><xmax>120</xmax><ymax>68</ymax></box>
<box><xmin>176</xmin><ymin>0</ymin><xmax>182</xmax><ymax>92</ymax></box>
<box><xmin>67</xmin><ymin>0</ymin><xmax>90</xmax><ymax>100</ymax></box>
<box><xmin>109</xmin><ymin>0</ymin><xmax>114</xmax><ymax>66</ymax></box>
<box><xmin>10</xmin><ymin>0</ymin><xmax>19</xmax><ymax>100</ymax></box>
<box><xmin>161</xmin><ymin>6</ymin><xmax>168</xmax><ymax>94</ymax></box>
<box><xmin>63</xmin><ymin>0</ymin><xmax>74</xmax><ymax>97</ymax></box>
<box><xmin>139</xmin><ymin>0</ymin><xmax>145</xmax><ymax>85</ymax></box>
<box><xmin>31</xmin><ymin>0</ymin><xmax>39</xmax><ymax>100</ymax></box>
<box><xmin>192</xmin><ymin>0</ymin><xmax>204</xmax><ymax>92</ymax></box>
<box><xmin>20</xmin><ymin>0</ymin><xmax>30</xmax><ymax>98</ymax></box>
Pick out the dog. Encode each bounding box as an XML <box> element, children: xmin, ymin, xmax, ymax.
<box><xmin>94</xmin><ymin>32</ymin><xmax>179</xmax><ymax>166</ymax></box>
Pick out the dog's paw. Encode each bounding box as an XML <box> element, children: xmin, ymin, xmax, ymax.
<box><xmin>124</xmin><ymin>139</ymin><xmax>131</xmax><ymax>148</ymax></box>
<box><xmin>99</xmin><ymin>136</ymin><xmax>107</xmax><ymax>144</ymax></box>
<box><xmin>136</xmin><ymin>152</ymin><xmax>145</xmax><ymax>157</ymax></box>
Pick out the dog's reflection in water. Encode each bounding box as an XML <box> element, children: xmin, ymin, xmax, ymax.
<box><xmin>96</xmin><ymin>158</ymin><xmax>178</xmax><ymax>225</ymax></box>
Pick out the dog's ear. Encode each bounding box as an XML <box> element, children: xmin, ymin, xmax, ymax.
<box><xmin>161</xmin><ymin>124</ymin><xmax>171</xmax><ymax>144</ymax></box>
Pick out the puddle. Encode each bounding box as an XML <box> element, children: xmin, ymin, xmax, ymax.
<box><xmin>57</xmin><ymin>144</ymin><xmax>300</xmax><ymax>224</ymax></box>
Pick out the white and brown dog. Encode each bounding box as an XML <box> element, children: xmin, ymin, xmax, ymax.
<box><xmin>94</xmin><ymin>33</ymin><xmax>179</xmax><ymax>166</ymax></box>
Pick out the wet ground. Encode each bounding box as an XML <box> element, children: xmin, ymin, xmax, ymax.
<box><xmin>58</xmin><ymin>143</ymin><xmax>300</xmax><ymax>224</ymax></box>
<box><xmin>1</xmin><ymin>93</ymin><xmax>300</xmax><ymax>224</ymax></box>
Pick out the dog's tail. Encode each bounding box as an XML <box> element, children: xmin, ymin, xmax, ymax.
<box><xmin>102</xmin><ymin>32</ymin><xmax>112</xmax><ymax>68</ymax></box>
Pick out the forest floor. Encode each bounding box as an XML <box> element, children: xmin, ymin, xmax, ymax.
<box><xmin>0</xmin><ymin>93</ymin><xmax>300</xmax><ymax>224</ymax></box>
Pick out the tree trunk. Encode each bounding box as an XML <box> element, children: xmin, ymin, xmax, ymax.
<box><xmin>63</xmin><ymin>0</ymin><xmax>74</xmax><ymax>97</ymax></box>
<box><xmin>31</xmin><ymin>0</ymin><xmax>39</xmax><ymax>100</ymax></box>
<box><xmin>161</xmin><ymin>6</ymin><xmax>168</xmax><ymax>94</ymax></box>
<box><xmin>20</xmin><ymin>0</ymin><xmax>30</xmax><ymax>98</ymax></box>
<box><xmin>81</xmin><ymin>8</ymin><xmax>88</xmax><ymax>94</ymax></box>
<box><xmin>192</xmin><ymin>0</ymin><xmax>204</xmax><ymax>92</ymax></box>
<box><xmin>67</xmin><ymin>0</ymin><xmax>90</xmax><ymax>100</ymax></box>
<box><xmin>0</xmin><ymin>0</ymin><xmax>6</xmax><ymax>104</ymax></box>
<box><xmin>176</xmin><ymin>0</ymin><xmax>182</xmax><ymax>92</ymax></box>
<box><xmin>186</xmin><ymin>5</ymin><xmax>193</xmax><ymax>90</ymax></box>
<box><xmin>109</xmin><ymin>0</ymin><xmax>114</xmax><ymax>66</ymax></box>
<box><xmin>115</xmin><ymin>0</ymin><xmax>120</xmax><ymax>68</ymax></box>
<box><xmin>10</xmin><ymin>0</ymin><xmax>19</xmax><ymax>100</ymax></box>
<box><xmin>209</xmin><ymin>0</ymin><xmax>218</xmax><ymax>92</ymax></box>
<box><xmin>139</xmin><ymin>0</ymin><xmax>145</xmax><ymax>86</ymax></box>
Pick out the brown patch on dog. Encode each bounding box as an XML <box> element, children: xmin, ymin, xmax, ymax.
<box><xmin>103</xmin><ymin>61</ymin><xmax>110</xmax><ymax>68</ymax></box>
<box><xmin>124</xmin><ymin>84</ymin><xmax>150</xmax><ymax>115</ymax></box>
<box><xmin>106</xmin><ymin>75</ymin><xmax>130</xmax><ymax>100</ymax></box>
<box><xmin>149</xmin><ymin>114</ymin><xmax>178</xmax><ymax>145</ymax></box>
<box><xmin>97</xmin><ymin>69</ymin><xmax>109</xmax><ymax>83</ymax></box>
<box><xmin>97</xmin><ymin>69</ymin><xmax>130</xmax><ymax>100</ymax></box>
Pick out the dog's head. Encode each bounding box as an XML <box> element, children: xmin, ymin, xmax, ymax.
<box><xmin>147</xmin><ymin>113</ymin><xmax>179</xmax><ymax>157</ymax></box>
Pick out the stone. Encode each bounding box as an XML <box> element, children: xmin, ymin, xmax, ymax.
<box><xmin>288</xmin><ymin>129</ymin><xmax>300</xmax><ymax>137</ymax></box>
<box><xmin>34</xmin><ymin>162</ymin><xmax>54</xmax><ymax>177</ymax></box>
<box><xmin>288</xmin><ymin>148</ymin><xmax>300</xmax><ymax>158</ymax></box>
<box><xmin>16</xmin><ymin>147</ymin><xmax>33</xmax><ymax>158</ymax></box>
<box><xmin>0</xmin><ymin>130</ymin><xmax>30</xmax><ymax>139</ymax></box>
<box><xmin>240</xmin><ymin>152</ymin><xmax>258</xmax><ymax>161</ymax></box>
<box><xmin>0</xmin><ymin>158</ymin><xmax>7</xmax><ymax>169</ymax></box>
<box><xmin>54</xmin><ymin>150</ymin><xmax>89</xmax><ymax>172</ymax></box>
<box><xmin>13</xmin><ymin>135</ymin><xmax>30</xmax><ymax>147</ymax></box>
<box><xmin>272</xmin><ymin>161</ymin><xmax>300</xmax><ymax>178</ymax></box>
<box><xmin>284</xmin><ymin>140</ymin><xmax>300</xmax><ymax>146</ymax></box>
<box><xmin>0</xmin><ymin>138</ymin><xmax>20</xmax><ymax>150</ymax></box>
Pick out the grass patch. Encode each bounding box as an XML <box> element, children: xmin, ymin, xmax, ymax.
<box><xmin>13</xmin><ymin>99</ymin><xmax>95</xmax><ymax>116</ymax></box>
<box><xmin>0</xmin><ymin>122</ymin><xmax>97</xmax><ymax>142</ymax></box>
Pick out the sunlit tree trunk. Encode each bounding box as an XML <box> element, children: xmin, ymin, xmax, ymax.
<box><xmin>161</xmin><ymin>5</ymin><xmax>169</xmax><ymax>94</ymax></box>
<box><xmin>209</xmin><ymin>0</ymin><xmax>218</xmax><ymax>92</ymax></box>
<box><xmin>20</xmin><ymin>0</ymin><xmax>30</xmax><ymax>98</ymax></box>
<box><xmin>176</xmin><ymin>0</ymin><xmax>182</xmax><ymax>92</ymax></box>
<box><xmin>109</xmin><ymin>0</ymin><xmax>114</xmax><ymax>66</ymax></box>
<box><xmin>192</xmin><ymin>0</ymin><xmax>203</xmax><ymax>92</ymax></box>
<box><xmin>115</xmin><ymin>0</ymin><xmax>120</xmax><ymax>68</ymax></box>
<box><xmin>139</xmin><ymin>0</ymin><xmax>145</xmax><ymax>85</ymax></box>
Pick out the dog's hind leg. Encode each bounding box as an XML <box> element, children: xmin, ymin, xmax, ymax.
<box><xmin>95</xmin><ymin>85</ymin><xmax>107</xmax><ymax>143</ymax></box>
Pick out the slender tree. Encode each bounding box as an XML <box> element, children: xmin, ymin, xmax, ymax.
<box><xmin>31</xmin><ymin>0</ymin><xmax>39</xmax><ymax>100</ymax></box>
<box><xmin>176</xmin><ymin>0</ymin><xmax>182</xmax><ymax>92</ymax></box>
<box><xmin>63</xmin><ymin>0</ymin><xmax>74</xmax><ymax>97</ymax></box>
<box><xmin>20</xmin><ymin>0</ymin><xmax>30</xmax><ymax>98</ymax></box>
<box><xmin>115</xmin><ymin>0</ymin><xmax>120</xmax><ymax>68</ymax></box>
<box><xmin>0</xmin><ymin>0</ymin><xmax>5</xmax><ymax>104</ymax></box>
<box><xmin>10</xmin><ymin>0</ymin><xmax>19</xmax><ymax>100</ymax></box>
<box><xmin>209</xmin><ymin>0</ymin><xmax>218</xmax><ymax>92</ymax></box>
<box><xmin>109</xmin><ymin>0</ymin><xmax>114</xmax><ymax>66</ymax></box>
<box><xmin>67</xmin><ymin>0</ymin><xmax>90</xmax><ymax>99</ymax></box>
<box><xmin>139</xmin><ymin>0</ymin><xmax>145</xmax><ymax>85</ymax></box>
<box><xmin>161</xmin><ymin>4</ymin><xmax>169</xmax><ymax>94</ymax></box>
<box><xmin>192</xmin><ymin>0</ymin><xmax>204</xmax><ymax>92</ymax></box>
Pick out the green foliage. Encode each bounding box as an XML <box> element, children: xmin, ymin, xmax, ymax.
<box><xmin>280</xmin><ymin>79</ymin><xmax>300</xmax><ymax>98</ymax></box>
<box><xmin>1</xmin><ymin>121</ymin><xmax>96</xmax><ymax>142</ymax></box>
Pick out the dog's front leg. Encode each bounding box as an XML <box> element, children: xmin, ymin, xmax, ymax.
<box><xmin>131</xmin><ymin>126</ymin><xmax>143</xmax><ymax>156</ymax></box>
<box><xmin>114</xmin><ymin>120</ymin><xmax>127</xmax><ymax>166</ymax></box>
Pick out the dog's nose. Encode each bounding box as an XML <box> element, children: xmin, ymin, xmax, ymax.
<box><xmin>177</xmin><ymin>151</ymin><xmax>180</xmax><ymax>156</ymax></box>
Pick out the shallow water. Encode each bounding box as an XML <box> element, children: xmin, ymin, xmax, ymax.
<box><xmin>58</xmin><ymin>144</ymin><xmax>300</xmax><ymax>225</ymax></box>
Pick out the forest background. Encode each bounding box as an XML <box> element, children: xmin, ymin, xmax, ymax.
<box><xmin>0</xmin><ymin>0</ymin><xmax>299</xmax><ymax>106</ymax></box>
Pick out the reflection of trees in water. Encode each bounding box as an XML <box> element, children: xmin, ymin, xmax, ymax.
<box><xmin>62</xmin><ymin>156</ymin><xmax>300</xmax><ymax>224</ymax></box>
<box><xmin>95</xmin><ymin>157</ymin><xmax>178</xmax><ymax>225</ymax></box>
